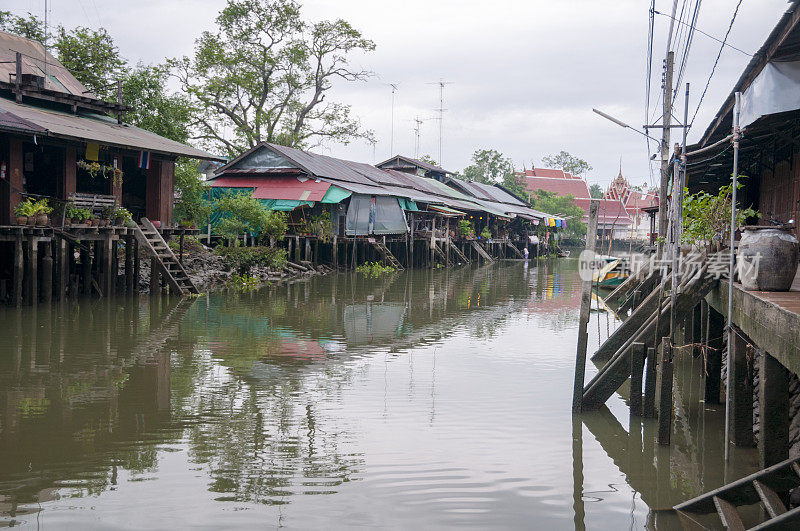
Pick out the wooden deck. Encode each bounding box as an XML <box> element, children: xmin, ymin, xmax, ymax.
<box><xmin>706</xmin><ymin>268</ymin><xmax>800</xmax><ymax>376</ymax></box>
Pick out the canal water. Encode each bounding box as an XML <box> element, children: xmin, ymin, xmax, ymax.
<box><xmin>0</xmin><ymin>260</ymin><xmax>759</xmax><ymax>529</ymax></box>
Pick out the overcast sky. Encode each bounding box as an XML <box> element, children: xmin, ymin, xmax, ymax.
<box><xmin>5</xmin><ymin>0</ymin><xmax>791</xmax><ymax>188</ymax></box>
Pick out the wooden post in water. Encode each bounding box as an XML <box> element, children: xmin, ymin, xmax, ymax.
<box><xmin>758</xmin><ymin>351</ymin><xmax>789</xmax><ymax>468</ymax></box>
<box><xmin>332</xmin><ymin>235</ymin><xmax>338</xmax><ymax>269</ymax></box>
<box><xmin>41</xmin><ymin>242</ymin><xmax>52</xmax><ymax>303</ymax></box>
<box><xmin>14</xmin><ymin>236</ymin><xmax>23</xmax><ymax>306</ymax></box>
<box><xmin>657</xmin><ymin>337</ymin><xmax>673</xmax><ymax>445</ymax></box>
<box><xmin>125</xmin><ymin>234</ymin><xmax>134</xmax><ymax>294</ymax></box>
<box><xmin>59</xmin><ymin>238</ymin><xmax>68</xmax><ymax>300</ymax></box>
<box><xmin>28</xmin><ymin>239</ymin><xmax>38</xmax><ymax>304</ymax></box>
<box><xmin>81</xmin><ymin>246</ymin><xmax>91</xmax><ymax>295</ymax></box>
<box><xmin>103</xmin><ymin>237</ymin><xmax>113</xmax><ymax>297</ymax></box>
<box><xmin>705</xmin><ymin>308</ymin><xmax>724</xmax><ymax>404</ymax></box>
<box><xmin>572</xmin><ymin>199</ymin><xmax>599</xmax><ymax>413</ymax></box>
<box><xmin>630</xmin><ymin>342</ymin><xmax>645</xmax><ymax>416</ymax></box>
<box><xmin>643</xmin><ymin>346</ymin><xmax>657</xmax><ymax>417</ymax></box>
<box><xmin>133</xmin><ymin>238</ymin><xmax>140</xmax><ymax>294</ymax></box>
<box><xmin>729</xmin><ymin>328</ymin><xmax>754</xmax><ymax>447</ymax></box>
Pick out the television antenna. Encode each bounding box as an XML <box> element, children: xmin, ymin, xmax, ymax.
<box><xmin>427</xmin><ymin>79</ymin><xmax>453</xmax><ymax>166</ymax></box>
<box><xmin>411</xmin><ymin>116</ymin><xmax>434</xmax><ymax>159</ymax></box>
<box><xmin>384</xmin><ymin>83</ymin><xmax>400</xmax><ymax>156</ymax></box>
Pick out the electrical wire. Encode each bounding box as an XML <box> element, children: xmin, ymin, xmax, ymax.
<box><xmin>645</xmin><ymin>1</ymin><xmax>656</xmax><ymax>188</ymax></box>
<box><xmin>689</xmin><ymin>0</ymin><xmax>744</xmax><ymax>130</ymax></box>
<box><xmin>673</xmin><ymin>0</ymin><xmax>703</xmax><ymax>105</ymax></box>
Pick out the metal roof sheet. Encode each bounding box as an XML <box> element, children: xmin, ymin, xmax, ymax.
<box><xmin>0</xmin><ymin>96</ymin><xmax>221</xmax><ymax>160</ymax></box>
<box><xmin>210</xmin><ymin>175</ymin><xmax>331</xmax><ymax>201</ymax></box>
<box><xmin>0</xmin><ymin>31</ymin><xmax>93</xmax><ymax>98</ymax></box>
<box><xmin>376</xmin><ymin>155</ymin><xmax>454</xmax><ymax>175</ymax></box>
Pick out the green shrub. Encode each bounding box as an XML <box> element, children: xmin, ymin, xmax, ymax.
<box><xmin>480</xmin><ymin>227</ymin><xmax>491</xmax><ymax>240</ymax></box>
<box><xmin>227</xmin><ymin>273</ymin><xmax>261</xmax><ymax>292</ymax></box>
<box><xmin>215</xmin><ymin>246</ymin><xmax>288</xmax><ymax>274</ymax></box>
<box><xmin>458</xmin><ymin>219</ymin><xmax>474</xmax><ymax>237</ymax></box>
<box><xmin>356</xmin><ymin>261</ymin><xmax>397</xmax><ymax>277</ymax></box>
<box><xmin>213</xmin><ymin>190</ymin><xmax>287</xmax><ymax>242</ymax></box>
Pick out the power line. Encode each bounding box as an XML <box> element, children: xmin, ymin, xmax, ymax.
<box><xmin>673</xmin><ymin>0</ymin><xmax>703</xmax><ymax>105</ymax></box>
<box><xmin>653</xmin><ymin>6</ymin><xmax>751</xmax><ymax>56</ymax></box>
<box><xmin>689</xmin><ymin>0</ymin><xmax>744</xmax><ymax>129</ymax></box>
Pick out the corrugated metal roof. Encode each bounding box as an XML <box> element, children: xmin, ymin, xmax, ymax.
<box><xmin>376</xmin><ymin>155</ymin><xmax>454</xmax><ymax>175</ymax></box>
<box><xmin>0</xmin><ymin>96</ymin><xmax>221</xmax><ymax>160</ymax></box>
<box><xmin>523</xmin><ymin>175</ymin><xmax>592</xmax><ymax>199</ymax></box>
<box><xmin>0</xmin><ymin>31</ymin><xmax>92</xmax><ymax>98</ymax></box>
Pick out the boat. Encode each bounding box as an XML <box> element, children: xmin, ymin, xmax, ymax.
<box><xmin>592</xmin><ymin>256</ymin><xmax>629</xmax><ymax>289</ymax></box>
<box><xmin>557</xmin><ymin>250</ymin><xmax>570</xmax><ymax>258</ymax></box>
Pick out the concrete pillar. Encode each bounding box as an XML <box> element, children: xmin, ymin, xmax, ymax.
<box><xmin>758</xmin><ymin>351</ymin><xmax>789</xmax><ymax>468</ymax></box>
<box><xmin>729</xmin><ymin>329</ymin><xmax>754</xmax><ymax>447</ymax></box>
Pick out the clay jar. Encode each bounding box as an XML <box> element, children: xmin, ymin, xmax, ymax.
<box><xmin>737</xmin><ymin>225</ymin><xmax>799</xmax><ymax>291</ymax></box>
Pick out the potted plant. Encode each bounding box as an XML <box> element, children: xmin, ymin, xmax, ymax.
<box><xmin>13</xmin><ymin>199</ymin><xmax>34</xmax><ymax>225</ymax></box>
<box><xmin>33</xmin><ymin>198</ymin><xmax>52</xmax><ymax>226</ymax></box>
<box><xmin>101</xmin><ymin>205</ymin><xmax>116</xmax><ymax>227</ymax></box>
<box><xmin>114</xmin><ymin>207</ymin><xmax>131</xmax><ymax>226</ymax></box>
<box><xmin>480</xmin><ymin>227</ymin><xmax>492</xmax><ymax>240</ymax></box>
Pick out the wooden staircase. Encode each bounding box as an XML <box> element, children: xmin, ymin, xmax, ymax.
<box><xmin>432</xmin><ymin>240</ymin><xmax>449</xmax><ymax>265</ymax></box>
<box><xmin>470</xmin><ymin>240</ymin><xmax>494</xmax><ymax>262</ymax></box>
<box><xmin>134</xmin><ymin>218</ymin><xmax>199</xmax><ymax>295</ymax></box>
<box><xmin>674</xmin><ymin>456</ymin><xmax>800</xmax><ymax>529</ymax></box>
<box><xmin>506</xmin><ymin>240</ymin><xmax>524</xmax><ymax>258</ymax></box>
<box><xmin>580</xmin><ymin>263</ymin><xmax>717</xmax><ymax>410</ymax></box>
<box><xmin>450</xmin><ymin>242</ymin><xmax>469</xmax><ymax>263</ymax></box>
<box><xmin>369</xmin><ymin>238</ymin><xmax>404</xmax><ymax>270</ymax></box>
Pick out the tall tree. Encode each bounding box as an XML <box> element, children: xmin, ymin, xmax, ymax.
<box><xmin>462</xmin><ymin>149</ymin><xmax>515</xmax><ymax>184</ymax></box>
<box><xmin>172</xmin><ymin>0</ymin><xmax>376</xmax><ymax>158</ymax></box>
<box><xmin>121</xmin><ymin>63</ymin><xmax>193</xmax><ymax>143</ymax></box>
<box><xmin>0</xmin><ymin>11</ymin><xmax>48</xmax><ymax>43</ymax></box>
<box><xmin>53</xmin><ymin>26</ymin><xmax>126</xmax><ymax>100</ymax></box>
<box><xmin>541</xmin><ymin>151</ymin><xmax>592</xmax><ymax>177</ymax></box>
<box><xmin>589</xmin><ymin>183</ymin><xmax>604</xmax><ymax>199</ymax></box>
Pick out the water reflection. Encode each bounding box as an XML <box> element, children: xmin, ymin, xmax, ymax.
<box><xmin>0</xmin><ymin>260</ymin><xmax>759</xmax><ymax>528</ymax></box>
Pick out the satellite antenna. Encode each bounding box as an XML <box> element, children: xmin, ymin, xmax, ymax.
<box><xmin>384</xmin><ymin>83</ymin><xmax>400</xmax><ymax>156</ymax></box>
<box><xmin>427</xmin><ymin>79</ymin><xmax>453</xmax><ymax>166</ymax></box>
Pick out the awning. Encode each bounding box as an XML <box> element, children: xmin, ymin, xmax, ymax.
<box><xmin>398</xmin><ymin>197</ymin><xmax>420</xmax><ymax>211</ymax></box>
<box><xmin>428</xmin><ymin>204</ymin><xmax>465</xmax><ymax>216</ymax></box>
<box><xmin>321</xmin><ymin>185</ymin><xmax>352</xmax><ymax>203</ymax></box>
<box><xmin>259</xmin><ymin>199</ymin><xmax>314</xmax><ymax>211</ymax></box>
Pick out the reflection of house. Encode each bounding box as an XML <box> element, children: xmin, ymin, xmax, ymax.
<box><xmin>604</xmin><ymin>171</ymin><xmax>658</xmax><ymax>240</ymax></box>
<box><xmin>0</xmin><ymin>30</ymin><xmax>220</xmax><ymax>225</ymax></box>
<box><xmin>518</xmin><ymin>167</ymin><xmax>632</xmax><ymax>239</ymax></box>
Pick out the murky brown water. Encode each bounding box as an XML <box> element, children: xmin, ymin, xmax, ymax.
<box><xmin>0</xmin><ymin>260</ymin><xmax>759</xmax><ymax>529</ymax></box>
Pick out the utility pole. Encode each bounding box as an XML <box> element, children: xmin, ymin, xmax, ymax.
<box><xmin>657</xmin><ymin>52</ymin><xmax>674</xmax><ymax>258</ymax></box>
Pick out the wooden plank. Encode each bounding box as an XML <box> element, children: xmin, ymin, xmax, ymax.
<box><xmin>750</xmin><ymin>506</ymin><xmax>800</xmax><ymax>530</ymax></box>
<box><xmin>713</xmin><ymin>496</ymin><xmax>745</xmax><ymax>531</ymax></box>
<box><xmin>643</xmin><ymin>346</ymin><xmax>657</xmax><ymax>418</ymax></box>
<box><xmin>753</xmin><ymin>480</ymin><xmax>787</xmax><ymax>518</ymax></box>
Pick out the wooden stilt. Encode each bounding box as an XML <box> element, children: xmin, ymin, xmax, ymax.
<box><xmin>41</xmin><ymin>242</ymin><xmax>52</xmax><ymax>303</ymax></box>
<box><xmin>630</xmin><ymin>342</ymin><xmax>645</xmax><ymax>416</ymax></box>
<box><xmin>758</xmin><ymin>351</ymin><xmax>789</xmax><ymax>468</ymax></box>
<box><xmin>125</xmin><ymin>234</ymin><xmax>134</xmax><ymax>294</ymax></box>
<box><xmin>81</xmin><ymin>246</ymin><xmax>91</xmax><ymax>296</ymax></box>
<box><xmin>133</xmin><ymin>237</ymin><xmax>140</xmax><ymax>293</ymax></box>
<box><xmin>705</xmin><ymin>308</ymin><xmax>724</xmax><ymax>404</ymax></box>
<box><xmin>58</xmin><ymin>238</ymin><xmax>68</xmax><ymax>300</ymax></box>
<box><xmin>29</xmin><ymin>239</ymin><xmax>38</xmax><ymax>304</ymax></box>
<box><xmin>643</xmin><ymin>346</ymin><xmax>657</xmax><ymax>417</ymax></box>
<box><xmin>14</xmin><ymin>236</ymin><xmax>23</xmax><ymax>306</ymax></box>
<box><xmin>332</xmin><ymin>235</ymin><xmax>338</xmax><ymax>269</ymax></box>
<box><xmin>150</xmin><ymin>256</ymin><xmax>160</xmax><ymax>296</ymax></box>
<box><xmin>729</xmin><ymin>328</ymin><xmax>754</xmax><ymax>447</ymax></box>
<box><xmin>657</xmin><ymin>337</ymin><xmax>673</xmax><ymax>445</ymax></box>
<box><xmin>572</xmin><ymin>200</ymin><xmax>600</xmax><ymax>413</ymax></box>
<box><xmin>103</xmin><ymin>237</ymin><xmax>113</xmax><ymax>297</ymax></box>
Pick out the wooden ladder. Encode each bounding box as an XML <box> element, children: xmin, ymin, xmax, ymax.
<box><xmin>674</xmin><ymin>456</ymin><xmax>800</xmax><ymax>530</ymax></box>
<box><xmin>432</xmin><ymin>239</ymin><xmax>449</xmax><ymax>266</ymax></box>
<box><xmin>506</xmin><ymin>240</ymin><xmax>524</xmax><ymax>258</ymax></box>
<box><xmin>134</xmin><ymin>218</ymin><xmax>199</xmax><ymax>295</ymax></box>
<box><xmin>450</xmin><ymin>242</ymin><xmax>469</xmax><ymax>263</ymax></box>
<box><xmin>470</xmin><ymin>240</ymin><xmax>494</xmax><ymax>262</ymax></box>
<box><xmin>369</xmin><ymin>238</ymin><xmax>404</xmax><ymax>270</ymax></box>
